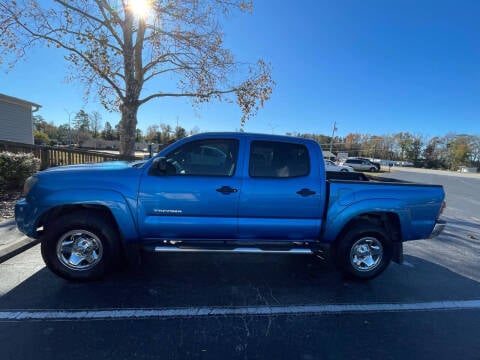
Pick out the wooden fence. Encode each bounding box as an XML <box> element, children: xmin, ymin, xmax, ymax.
<box><xmin>0</xmin><ymin>140</ymin><xmax>140</xmax><ymax>170</ymax></box>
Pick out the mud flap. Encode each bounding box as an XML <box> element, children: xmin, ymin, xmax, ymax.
<box><xmin>392</xmin><ymin>242</ymin><xmax>403</xmax><ymax>264</ymax></box>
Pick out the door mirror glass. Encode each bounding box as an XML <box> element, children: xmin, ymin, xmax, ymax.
<box><xmin>148</xmin><ymin>157</ymin><xmax>168</xmax><ymax>176</ymax></box>
<box><xmin>156</xmin><ymin>157</ymin><xmax>167</xmax><ymax>171</ymax></box>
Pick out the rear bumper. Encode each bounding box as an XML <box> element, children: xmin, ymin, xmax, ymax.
<box><xmin>393</xmin><ymin>219</ymin><xmax>446</xmax><ymax>264</ymax></box>
<box><xmin>429</xmin><ymin>219</ymin><xmax>446</xmax><ymax>239</ymax></box>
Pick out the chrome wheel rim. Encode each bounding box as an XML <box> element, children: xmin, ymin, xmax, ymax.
<box><xmin>56</xmin><ymin>230</ymin><xmax>103</xmax><ymax>271</ymax></box>
<box><xmin>350</xmin><ymin>237</ymin><xmax>383</xmax><ymax>272</ymax></box>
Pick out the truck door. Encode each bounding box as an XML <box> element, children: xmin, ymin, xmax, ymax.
<box><xmin>238</xmin><ymin>139</ymin><xmax>325</xmax><ymax>240</ymax></box>
<box><xmin>138</xmin><ymin>138</ymin><xmax>242</xmax><ymax>240</ymax></box>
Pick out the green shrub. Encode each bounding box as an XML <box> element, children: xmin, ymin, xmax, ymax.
<box><xmin>0</xmin><ymin>152</ymin><xmax>40</xmax><ymax>190</ymax></box>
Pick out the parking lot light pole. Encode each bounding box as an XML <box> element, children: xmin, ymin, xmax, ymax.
<box><xmin>64</xmin><ymin>108</ymin><xmax>73</xmax><ymax>145</ymax></box>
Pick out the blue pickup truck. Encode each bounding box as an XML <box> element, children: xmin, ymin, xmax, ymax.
<box><xmin>15</xmin><ymin>132</ymin><xmax>446</xmax><ymax>281</ymax></box>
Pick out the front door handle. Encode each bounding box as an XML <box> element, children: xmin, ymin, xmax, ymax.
<box><xmin>216</xmin><ymin>186</ymin><xmax>238</xmax><ymax>195</ymax></box>
<box><xmin>296</xmin><ymin>188</ymin><xmax>316</xmax><ymax>197</ymax></box>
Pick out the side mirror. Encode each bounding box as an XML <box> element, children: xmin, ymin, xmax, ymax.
<box><xmin>155</xmin><ymin>157</ymin><xmax>167</xmax><ymax>171</ymax></box>
<box><xmin>149</xmin><ymin>157</ymin><xmax>167</xmax><ymax>175</ymax></box>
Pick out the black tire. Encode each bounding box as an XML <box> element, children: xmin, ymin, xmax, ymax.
<box><xmin>334</xmin><ymin>222</ymin><xmax>392</xmax><ymax>280</ymax></box>
<box><xmin>340</xmin><ymin>169</ymin><xmax>348</xmax><ymax>172</ymax></box>
<box><xmin>41</xmin><ymin>211</ymin><xmax>121</xmax><ymax>281</ymax></box>
<box><xmin>369</xmin><ymin>167</ymin><xmax>377</xmax><ymax>172</ymax></box>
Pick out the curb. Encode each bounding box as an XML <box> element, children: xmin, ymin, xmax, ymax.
<box><xmin>0</xmin><ymin>219</ymin><xmax>40</xmax><ymax>264</ymax></box>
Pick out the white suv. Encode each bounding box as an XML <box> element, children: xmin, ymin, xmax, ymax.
<box><xmin>324</xmin><ymin>160</ymin><xmax>354</xmax><ymax>172</ymax></box>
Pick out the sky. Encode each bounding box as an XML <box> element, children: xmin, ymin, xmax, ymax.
<box><xmin>1</xmin><ymin>0</ymin><xmax>480</xmax><ymax>139</ymax></box>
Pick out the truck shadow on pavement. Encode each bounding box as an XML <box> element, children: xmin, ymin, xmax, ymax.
<box><xmin>1</xmin><ymin>252</ymin><xmax>480</xmax><ymax>310</ymax></box>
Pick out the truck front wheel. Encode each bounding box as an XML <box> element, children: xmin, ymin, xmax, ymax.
<box><xmin>334</xmin><ymin>223</ymin><xmax>392</xmax><ymax>280</ymax></box>
<box><xmin>41</xmin><ymin>211</ymin><xmax>120</xmax><ymax>281</ymax></box>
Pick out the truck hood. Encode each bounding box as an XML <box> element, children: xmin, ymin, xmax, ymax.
<box><xmin>41</xmin><ymin>161</ymin><xmax>137</xmax><ymax>173</ymax></box>
<box><xmin>30</xmin><ymin>161</ymin><xmax>146</xmax><ymax>201</ymax></box>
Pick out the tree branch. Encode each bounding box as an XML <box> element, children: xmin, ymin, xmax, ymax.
<box><xmin>45</xmin><ymin>26</ymin><xmax>123</xmax><ymax>53</ymax></box>
<box><xmin>53</xmin><ymin>0</ymin><xmax>105</xmax><ymax>26</ymax></box>
<box><xmin>143</xmin><ymin>67</ymin><xmax>194</xmax><ymax>83</ymax></box>
<box><xmin>93</xmin><ymin>0</ymin><xmax>124</xmax><ymax>48</ymax></box>
<box><xmin>139</xmin><ymin>88</ymin><xmax>237</xmax><ymax>105</ymax></box>
<box><xmin>15</xmin><ymin>22</ymin><xmax>125</xmax><ymax>100</ymax></box>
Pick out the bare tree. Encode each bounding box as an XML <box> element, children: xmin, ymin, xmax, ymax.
<box><xmin>145</xmin><ymin>124</ymin><xmax>161</xmax><ymax>143</ymax></box>
<box><xmin>0</xmin><ymin>0</ymin><xmax>274</xmax><ymax>155</ymax></box>
<box><xmin>174</xmin><ymin>125</ymin><xmax>187</xmax><ymax>139</ymax></box>
<box><xmin>89</xmin><ymin>111</ymin><xmax>103</xmax><ymax>138</ymax></box>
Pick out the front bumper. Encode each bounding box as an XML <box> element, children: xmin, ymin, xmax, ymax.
<box><xmin>429</xmin><ymin>219</ymin><xmax>446</xmax><ymax>239</ymax></box>
<box><xmin>15</xmin><ymin>198</ymin><xmax>41</xmax><ymax>238</ymax></box>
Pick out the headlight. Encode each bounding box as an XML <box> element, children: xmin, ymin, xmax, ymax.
<box><xmin>23</xmin><ymin>176</ymin><xmax>38</xmax><ymax>196</ymax></box>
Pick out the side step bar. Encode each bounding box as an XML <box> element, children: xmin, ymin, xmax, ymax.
<box><xmin>153</xmin><ymin>246</ymin><xmax>313</xmax><ymax>255</ymax></box>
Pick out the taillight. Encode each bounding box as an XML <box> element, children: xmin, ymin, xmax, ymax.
<box><xmin>438</xmin><ymin>201</ymin><xmax>446</xmax><ymax>217</ymax></box>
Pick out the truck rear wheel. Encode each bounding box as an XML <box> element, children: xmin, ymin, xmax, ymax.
<box><xmin>334</xmin><ymin>223</ymin><xmax>392</xmax><ymax>280</ymax></box>
<box><xmin>41</xmin><ymin>211</ymin><xmax>120</xmax><ymax>281</ymax></box>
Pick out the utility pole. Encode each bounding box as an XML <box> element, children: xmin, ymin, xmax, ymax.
<box><xmin>329</xmin><ymin>121</ymin><xmax>337</xmax><ymax>154</ymax></box>
<box><xmin>267</xmin><ymin>122</ymin><xmax>278</xmax><ymax>134</ymax></box>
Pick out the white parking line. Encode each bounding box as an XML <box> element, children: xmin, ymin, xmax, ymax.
<box><xmin>1</xmin><ymin>300</ymin><xmax>480</xmax><ymax>321</ymax></box>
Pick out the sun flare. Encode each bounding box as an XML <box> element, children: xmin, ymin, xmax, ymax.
<box><xmin>126</xmin><ymin>0</ymin><xmax>152</xmax><ymax>18</ymax></box>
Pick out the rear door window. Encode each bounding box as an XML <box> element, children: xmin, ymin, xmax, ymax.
<box><xmin>249</xmin><ymin>141</ymin><xmax>310</xmax><ymax>178</ymax></box>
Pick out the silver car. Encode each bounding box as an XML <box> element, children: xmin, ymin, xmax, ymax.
<box><xmin>343</xmin><ymin>158</ymin><xmax>379</xmax><ymax>172</ymax></box>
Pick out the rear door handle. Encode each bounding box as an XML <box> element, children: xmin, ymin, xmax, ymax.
<box><xmin>216</xmin><ymin>186</ymin><xmax>238</xmax><ymax>195</ymax></box>
<box><xmin>296</xmin><ymin>188</ymin><xmax>316</xmax><ymax>197</ymax></box>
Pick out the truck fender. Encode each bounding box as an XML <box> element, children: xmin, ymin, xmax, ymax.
<box><xmin>322</xmin><ymin>198</ymin><xmax>411</xmax><ymax>243</ymax></box>
<box><xmin>40</xmin><ymin>189</ymin><xmax>139</xmax><ymax>242</ymax></box>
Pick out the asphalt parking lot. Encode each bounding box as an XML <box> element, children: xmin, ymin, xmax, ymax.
<box><xmin>0</xmin><ymin>168</ymin><xmax>479</xmax><ymax>360</ymax></box>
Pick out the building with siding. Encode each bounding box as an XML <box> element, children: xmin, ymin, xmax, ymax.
<box><xmin>0</xmin><ymin>93</ymin><xmax>41</xmax><ymax>144</ymax></box>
